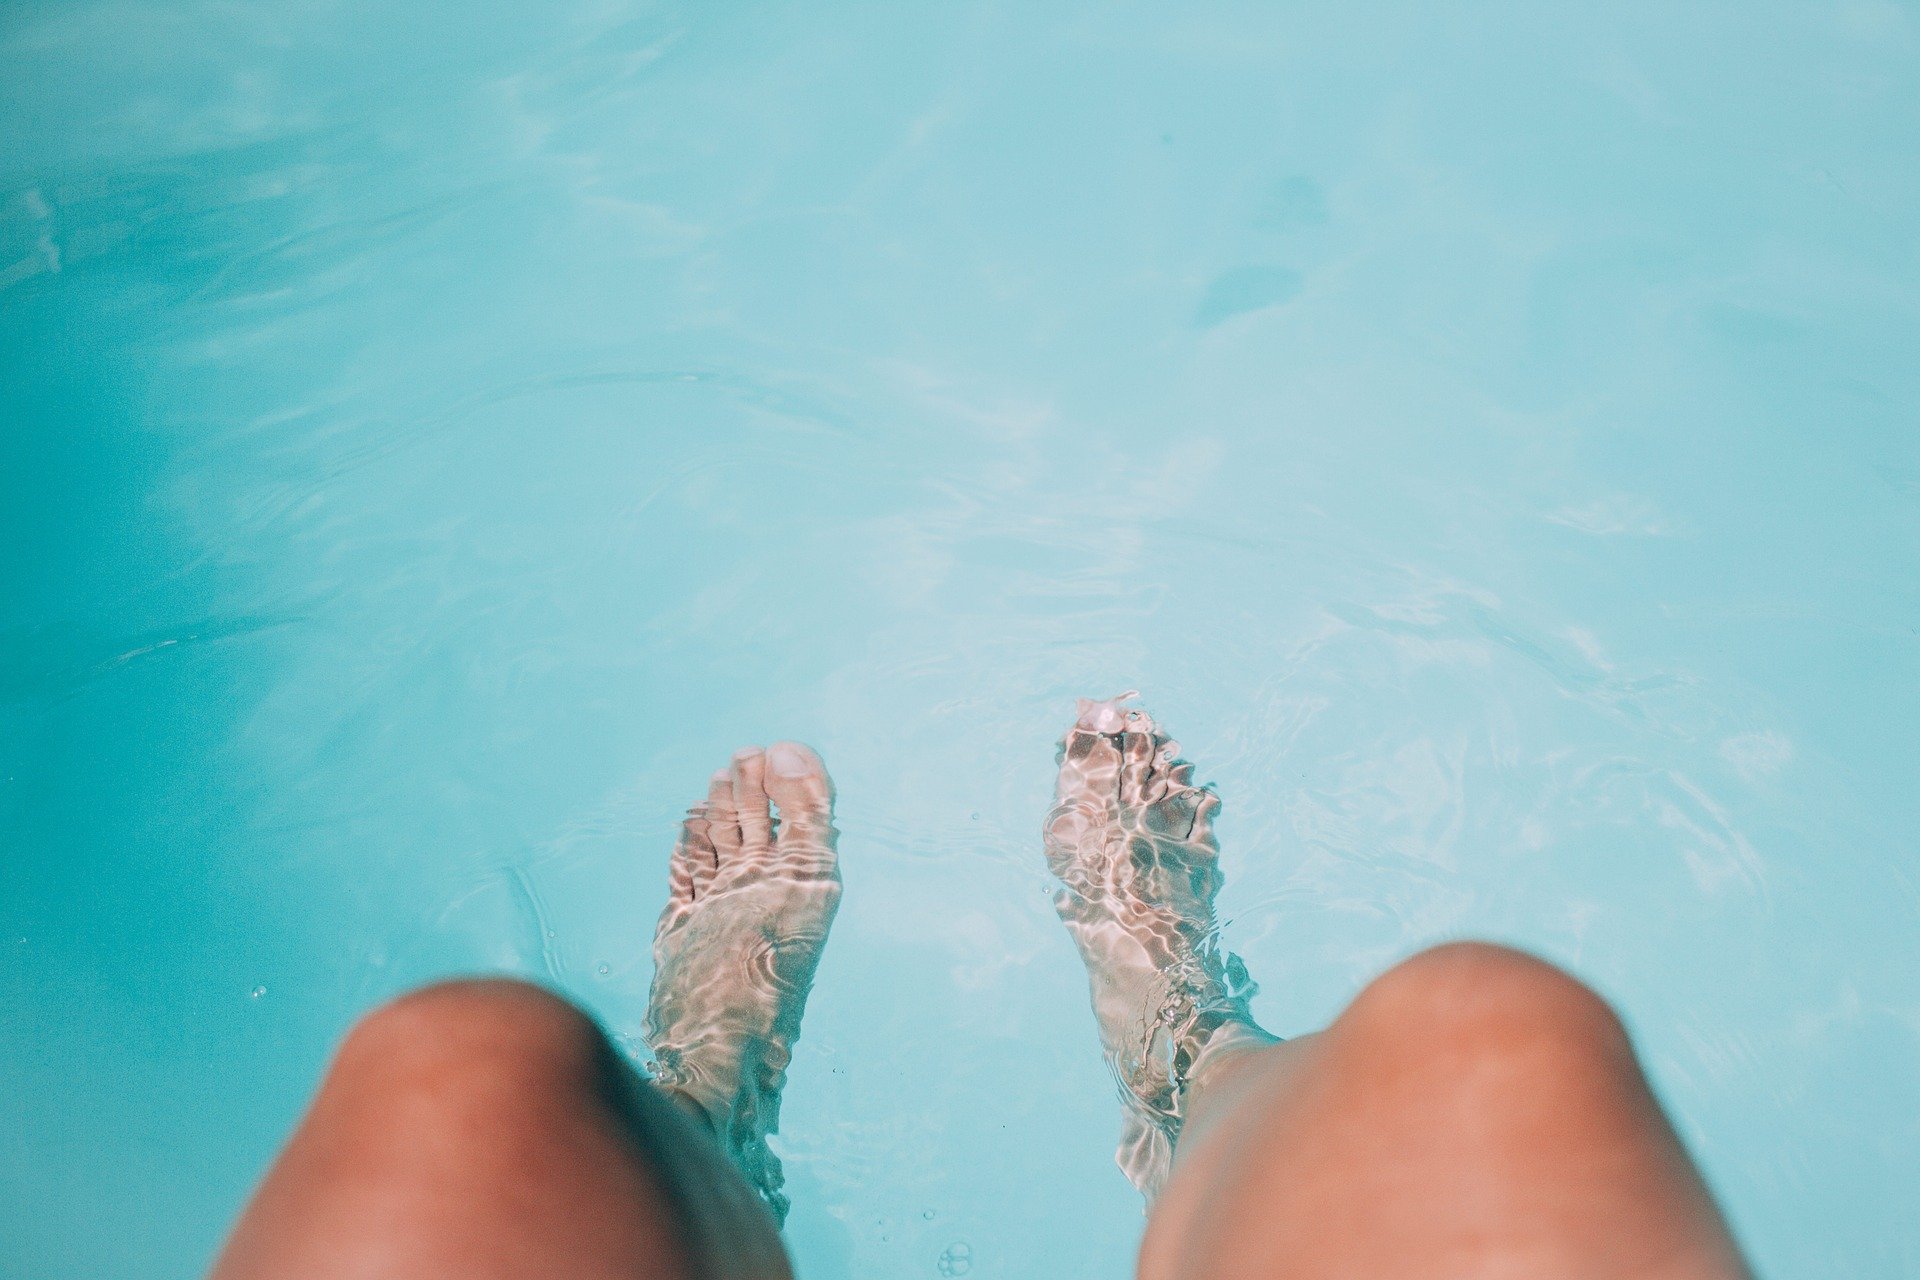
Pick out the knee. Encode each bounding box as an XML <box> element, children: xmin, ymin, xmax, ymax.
<box><xmin>325</xmin><ymin>978</ymin><xmax>617</xmax><ymax>1129</ymax></box>
<box><xmin>1338</xmin><ymin>942</ymin><xmax>1633</xmax><ymax>1084</ymax></box>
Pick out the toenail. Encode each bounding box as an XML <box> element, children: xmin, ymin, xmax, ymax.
<box><xmin>767</xmin><ymin>742</ymin><xmax>816</xmax><ymax>777</ymax></box>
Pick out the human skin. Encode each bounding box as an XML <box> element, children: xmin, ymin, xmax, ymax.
<box><xmin>211</xmin><ymin>727</ymin><xmax>1750</xmax><ymax>1280</ymax></box>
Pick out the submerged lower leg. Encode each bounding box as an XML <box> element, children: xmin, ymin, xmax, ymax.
<box><xmin>643</xmin><ymin>741</ymin><xmax>843</xmax><ymax>1226</ymax></box>
<box><xmin>1043</xmin><ymin>694</ymin><xmax>1279</xmax><ymax>1198</ymax></box>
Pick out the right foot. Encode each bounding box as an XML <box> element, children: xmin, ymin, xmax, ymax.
<box><xmin>643</xmin><ymin>742</ymin><xmax>842</xmax><ymax>1225</ymax></box>
<box><xmin>1044</xmin><ymin>695</ymin><xmax>1275</xmax><ymax>1200</ymax></box>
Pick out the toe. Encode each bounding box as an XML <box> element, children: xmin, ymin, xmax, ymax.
<box><xmin>1057</xmin><ymin>728</ymin><xmax>1124</xmax><ymax>809</ymax></box>
<box><xmin>1147</xmin><ymin>784</ymin><xmax>1220</xmax><ymax>845</ymax></box>
<box><xmin>1048</xmin><ymin>727</ymin><xmax>1126</xmax><ymax>883</ymax></box>
<box><xmin>1119</xmin><ymin>727</ymin><xmax>1158</xmax><ymax>807</ymax></box>
<box><xmin>730</xmin><ymin>747</ymin><xmax>774</xmax><ymax>856</ymax></box>
<box><xmin>1191</xmin><ymin>786</ymin><xmax>1221</xmax><ymax>841</ymax></box>
<box><xmin>763</xmin><ymin>741</ymin><xmax>837</xmax><ymax>870</ymax></box>
<box><xmin>1143</xmin><ymin>740</ymin><xmax>1221</xmax><ymax>840</ymax></box>
<box><xmin>1144</xmin><ymin>790</ymin><xmax>1199</xmax><ymax>839</ymax></box>
<box><xmin>670</xmin><ymin>803</ymin><xmax>717</xmax><ymax>904</ymax></box>
<box><xmin>1073</xmin><ymin>691</ymin><xmax>1140</xmax><ymax>735</ymax></box>
<box><xmin>705</xmin><ymin>768</ymin><xmax>743</xmax><ymax>869</ymax></box>
<box><xmin>1142</xmin><ymin>738</ymin><xmax>1182</xmax><ymax>803</ymax></box>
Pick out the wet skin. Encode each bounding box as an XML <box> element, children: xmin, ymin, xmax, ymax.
<box><xmin>211</xmin><ymin>706</ymin><xmax>1751</xmax><ymax>1280</ymax></box>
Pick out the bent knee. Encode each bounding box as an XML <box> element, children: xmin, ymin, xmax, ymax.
<box><xmin>329</xmin><ymin>978</ymin><xmax>615</xmax><ymax>1116</ymax></box>
<box><xmin>1339</xmin><ymin>942</ymin><xmax>1633</xmax><ymax>1079</ymax></box>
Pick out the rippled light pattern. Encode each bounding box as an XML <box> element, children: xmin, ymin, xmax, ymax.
<box><xmin>3</xmin><ymin>3</ymin><xmax>1916</xmax><ymax>1278</ymax></box>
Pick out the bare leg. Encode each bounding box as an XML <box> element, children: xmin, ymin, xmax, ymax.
<box><xmin>1145</xmin><ymin>945</ymin><xmax>1752</xmax><ymax>1279</ymax></box>
<box><xmin>1044</xmin><ymin>697</ymin><xmax>1751</xmax><ymax>1280</ymax></box>
<box><xmin>213</xmin><ymin>742</ymin><xmax>841</xmax><ymax>1280</ymax></box>
<box><xmin>210</xmin><ymin>979</ymin><xmax>790</xmax><ymax>1280</ymax></box>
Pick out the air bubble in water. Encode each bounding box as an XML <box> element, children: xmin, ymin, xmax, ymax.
<box><xmin>250</xmin><ymin>986</ymin><xmax>267</xmax><ymax>999</ymax></box>
<box><xmin>922</xmin><ymin>1209</ymin><xmax>936</xmax><ymax>1220</ymax></box>
<box><xmin>936</xmin><ymin>1241</ymin><xmax>973</xmax><ymax>1276</ymax></box>
<box><xmin>597</xmin><ymin>963</ymin><xmax>611</xmax><ymax>976</ymax></box>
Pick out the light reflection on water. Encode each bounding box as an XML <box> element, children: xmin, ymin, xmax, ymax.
<box><xmin>4</xmin><ymin>3</ymin><xmax>1918</xmax><ymax>1278</ymax></box>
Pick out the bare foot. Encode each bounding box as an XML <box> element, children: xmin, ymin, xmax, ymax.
<box><xmin>1044</xmin><ymin>695</ymin><xmax>1276</xmax><ymax>1201</ymax></box>
<box><xmin>643</xmin><ymin>742</ymin><xmax>842</xmax><ymax>1225</ymax></box>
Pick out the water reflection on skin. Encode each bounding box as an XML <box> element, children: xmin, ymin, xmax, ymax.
<box><xmin>644</xmin><ymin>741</ymin><xmax>842</xmax><ymax>1225</ymax></box>
<box><xmin>643</xmin><ymin>695</ymin><xmax>1277</xmax><ymax>1215</ymax></box>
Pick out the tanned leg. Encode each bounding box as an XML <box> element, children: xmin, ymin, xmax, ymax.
<box><xmin>209</xmin><ymin>978</ymin><xmax>790</xmax><ymax>1280</ymax></box>
<box><xmin>1143</xmin><ymin>944</ymin><xmax>1752</xmax><ymax>1280</ymax></box>
<box><xmin>1042</xmin><ymin>696</ymin><xmax>1750</xmax><ymax>1280</ymax></box>
<box><xmin>214</xmin><ymin>740</ymin><xmax>842</xmax><ymax>1280</ymax></box>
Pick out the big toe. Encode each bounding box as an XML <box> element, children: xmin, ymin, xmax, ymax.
<box><xmin>1073</xmin><ymin>691</ymin><xmax>1140</xmax><ymax>734</ymax></box>
<box><xmin>729</xmin><ymin>747</ymin><xmax>775</xmax><ymax>856</ymax></box>
<box><xmin>1056</xmin><ymin>707</ymin><xmax>1127</xmax><ymax>809</ymax></box>
<box><xmin>765</xmin><ymin>741</ymin><xmax>837</xmax><ymax>860</ymax></box>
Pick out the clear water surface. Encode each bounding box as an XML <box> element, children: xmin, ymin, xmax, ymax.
<box><xmin>3</xmin><ymin>3</ymin><xmax>1917</xmax><ymax>1277</ymax></box>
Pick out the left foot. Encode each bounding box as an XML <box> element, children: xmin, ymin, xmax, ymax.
<box><xmin>643</xmin><ymin>743</ymin><xmax>842</xmax><ymax>1225</ymax></box>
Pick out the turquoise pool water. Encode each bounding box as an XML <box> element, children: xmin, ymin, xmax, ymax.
<box><xmin>4</xmin><ymin>2</ymin><xmax>1917</xmax><ymax>1276</ymax></box>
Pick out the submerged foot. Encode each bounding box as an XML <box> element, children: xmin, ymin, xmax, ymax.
<box><xmin>644</xmin><ymin>742</ymin><xmax>842</xmax><ymax>1226</ymax></box>
<box><xmin>1045</xmin><ymin>694</ymin><xmax>1275</xmax><ymax>1201</ymax></box>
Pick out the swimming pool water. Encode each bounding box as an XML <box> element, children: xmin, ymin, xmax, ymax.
<box><xmin>3</xmin><ymin>3</ymin><xmax>1917</xmax><ymax>1276</ymax></box>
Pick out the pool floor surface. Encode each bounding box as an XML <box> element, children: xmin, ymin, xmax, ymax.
<box><xmin>3</xmin><ymin>2</ymin><xmax>1919</xmax><ymax>1277</ymax></box>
